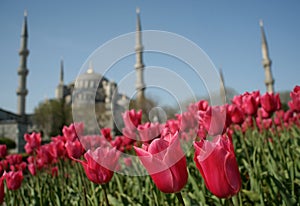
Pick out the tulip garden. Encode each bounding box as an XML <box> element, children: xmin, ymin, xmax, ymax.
<box><xmin>0</xmin><ymin>86</ymin><xmax>300</xmax><ymax>205</ymax></box>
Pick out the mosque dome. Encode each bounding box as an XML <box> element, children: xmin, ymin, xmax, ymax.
<box><xmin>74</xmin><ymin>62</ymin><xmax>108</xmax><ymax>103</ymax></box>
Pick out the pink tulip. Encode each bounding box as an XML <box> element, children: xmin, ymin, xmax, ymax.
<box><xmin>260</xmin><ymin>93</ymin><xmax>281</xmax><ymax>114</ymax></box>
<box><xmin>227</xmin><ymin>104</ymin><xmax>244</xmax><ymax>125</ymax></box>
<box><xmin>4</xmin><ymin>171</ymin><xmax>24</xmax><ymax>190</ymax></box>
<box><xmin>134</xmin><ymin>132</ymin><xmax>188</xmax><ymax>193</ymax></box>
<box><xmin>77</xmin><ymin>146</ymin><xmax>120</xmax><ymax>185</ymax></box>
<box><xmin>6</xmin><ymin>154</ymin><xmax>23</xmax><ymax>165</ymax></box>
<box><xmin>288</xmin><ymin>85</ymin><xmax>300</xmax><ymax>112</ymax></box>
<box><xmin>197</xmin><ymin>100</ymin><xmax>209</xmax><ymax>111</ymax></box>
<box><xmin>36</xmin><ymin>144</ymin><xmax>56</xmax><ymax>166</ymax></box>
<box><xmin>176</xmin><ymin>111</ymin><xmax>198</xmax><ymax>132</ymax></box>
<box><xmin>51</xmin><ymin>166</ymin><xmax>59</xmax><ymax>177</ymax></box>
<box><xmin>65</xmin><ymin>140</ymin><xmax>85</xmax><ymax>159</ymax></box>
<box><xmin>194</xmin><ymin>134</ymin><xmax>241</xmax><ymax>198</ymax></box>
<box><xmin>28</xmin><ymin>163</ymin><xmax>37</xmax><ymax>176</ymax></box>
<box><xmin>198</xmin><ymin>105</ymin><xmax>228</xmax><ymax>136</ymax></box>
<box><xmin>242</xmin><ymin>94</ymin><xmax>258</xmax><ymax>116</ymax></box>
<box><xmin>62</xmin><ymin>122</ymin><xmax>84</xmax><ymax>142</ymax></box>
<box><xmin>24</xmin><ymin>132</ymin><xmax>41</xmax><ymax>154</ymax></box>
<box><xmin>122</xmin><ymin>109</ymin><xmax>142</xmax><ymax>131</ymax></box>
<box><xmin>0</xmin><ymin>145</ymin><xmax>7</xmax><ymax>159</ymax></box>
<box><xmin>137</xmin><ymin>122</ymin><xmax>162</xmax><ymax>142</ymax></box>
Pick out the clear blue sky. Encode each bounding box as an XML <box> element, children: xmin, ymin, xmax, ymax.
<box><xmin>0</xmin><ymin>1</ymin><xmax>299</xmax><ymax>114</ymax></box>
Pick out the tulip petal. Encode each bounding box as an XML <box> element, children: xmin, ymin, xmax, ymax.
<box><xmin>224</xmin><ymin>153</ymin><xmax>241</xmax><ymax>194</ymax></box>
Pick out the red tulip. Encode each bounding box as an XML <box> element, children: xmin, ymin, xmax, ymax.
<box><xmin>134</xmin><ymin>132</ymin><xmax>188</xmax><ymax>193</ymax></box>
<box><xmin>194</xmin><ymin>134</ymin><xmax>241</xmax><ymax>198</ymax></box>
<box><xmin>24</xmin><ymin>132</ymin><xmax>41</xmax><ymax>154</ymax></box>
<box><xmin>197</xmin><ymin>100</ymin><xmax>209</xmax><ymax>111</ymax></box>
<box><xmin>65</xmin><ymin>140</ymin><xmax>85</xmax><ymax>159</ymax></box>
<box><xmin>28</xmin><ymin>163</ymin><xmax>37</xmax><ymax>176</ymax></box>
<box><xmin>288</xmin><ymin>85</ymin><xmax>300</xmax><ymax>112</ymax></box>
<box><xmin>260</xmin><ymin>93</ymin><xmax>281</xmax><ymax>114</ymax></box>
<box><xmin>78</xmin><ymin>146</ymin><xmax>120</xmax><ymax>185</ymax></box>
<box><xmin>101</xmin><ymin>128</ymin><xmax>112</xmax><ymax>141</ymax></box>
<box><xmin>198</xmin><ymin>105</ymin><xmax>228</xmax><ymax>136</ymax></box>
<box><xmin>49</xmin><ymin>140</ymin><xmax>66</xmax><ymax>159</ymax></box>
<box><xmin>242</xmin><ymin>94</ymin><xmax>258</xmax><ymax>116</ymax></box>
<box><xmin>4</xmin><ymin>171</ymin><xmax>24</xmax><ymax>190</ymax></box>
<box><xmin>10</xmin><ymin>162</ymin><xmax>27</xmax><ymax>172</ymax></box>
<box><xmin>0</xmin><ymin>145</ymin><xmax>7</xmax><ymax>159</ymax></box>
<box><xmin>6</xmin><ymin>154</ymin><xmax>23</xmax><ymax>165</ymax></box>
<box><xmin>51</xmin><ymin>166</ymin><xmax>59</xmax><ymax>177</ymax></box>
<box><xmin>227</xmin><ymin>105</ymin><xmax>244</xmax><ymax>124</ymax></box>
<box><xmin>36</xmin><ymin>144</ymin><xmax>56</xmax><ymax>166</ymax></box>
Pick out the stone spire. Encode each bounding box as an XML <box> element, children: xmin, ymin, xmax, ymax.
<box><xmin>55</xmin><ymin>58</ymin><xmax>65</xmax><ymax>99</ymax></box>
<box><xmin>219</xmin><ymin>68</ymin><xmax>226</xmax><ymax>104</ymax></box>
<box><xmin>60</xmin><ymin>58</ymin><xmax>64</xmax><ymax>84</ymax></box>
<box><xmin>260</xmin><ymin>20</ymin><xmax>274</xmax><ymax>93</ymax></box>
<box><xmin>135</xmin><ymin>7</ymin><xmax>145</xmax><ymax>104</ymax></box>
<box><xmin>16</xmin><ymin>10</ymin><xmax>29</xmax><ymax>117</ymax></box>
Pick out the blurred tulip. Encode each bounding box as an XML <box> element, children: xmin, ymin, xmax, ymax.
<box><xmin>122</xmin><ymin>109</ymin><xmax>142</xmax><ymax>131</ymax></box>
<box><xmin>138</xmin><ymin>122</ymin><xmax>161</xmax><ymax>142</ymax></box>
<box><xmin>24</xmin><ymin>132</ymin><xmax>41</xmax><ymax>154</ymax></box>
<box><xmin>194</xmin><ymin>134</ymin><xmax>241</xmax><ymax>198</ymax></box>
<box><xmin>288</xmin><ymin>85</ymin><xmax>300</xmax><ymax>112</ymax></box>
<box><xmin>28</xmin><ymin>163</ymin><xmax>37</xmax><ymax>176</ymax></box>
<box><xmin>5</xmin><ymin>170</ymin><xmax>24</xmax><ymax>190</ymax></box>
<box><xmin>78</xmin><ymin>146</ymin><xmax>120</xmax><ymax>185</ymax></box>
<box><xmin>63</xmin><ymin>122</ymin><xmax>84</xmax><ymax>142</ymax></box>
<box><xmin>0</xmin><ymin>145</ymin><xmax>7</xmax><ymax>159</ymax></box>
<box><xmin>6</xmin><ymin>154</ymin><xmax>23</xmax><ymax>166</ymax></box>
<box><xmin>176</xmin><ymin>111</ymin><xmax>198</xmax><ymax>132</ymax></box>
<box><xmin>134</xmin><ymin>132</ymin><xmax>188</xmax><ymax>193</ymax></box>
<box><xmin>101</xmin><ymin>128</ymin><xmax>112</xmax><ymax>141</ymax></box>
<box><xmin>65</xmin><ymin>140</ymin><xmax>85</xmax><ymax>159</ymax></box>
<box><xmin>51</xmin><ymin>166</ymin><xmax>58</xmax><ymax>177</ymax></box>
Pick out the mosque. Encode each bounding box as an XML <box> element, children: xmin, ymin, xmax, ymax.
<box><xmin>0</xmin><ymin>9</ymin><xmax>274</xmax><ymax>152</ymax></box>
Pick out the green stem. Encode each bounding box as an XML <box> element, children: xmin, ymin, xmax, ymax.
<box><xmin>36</xmin><ymin>173</ymin><xmax>43</xmax><ymax>206</ymax></box>
<box><xmin>231</xmin><ymin>195</ymin><xmax>239</xmax><ymax>206</ymax></box>
<box><xmin>175</xmin><ymin>192</ymin><xmax>185</xmax><ymax>206</ymax></box>
<box><xmin>102</xmin><ymin>184</ymin><xmax>110</xmax><ymax>206</ymax></box>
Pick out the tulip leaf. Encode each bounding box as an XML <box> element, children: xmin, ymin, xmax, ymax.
<box><xmin>241</xmin><ymin>189</ymin><xmax>260</xmax><ymax>202</ymax></box>
<box><xmin>108</xmin><ymin>193</ymin><xmax>125</xmax><ymax>206</ymax></box>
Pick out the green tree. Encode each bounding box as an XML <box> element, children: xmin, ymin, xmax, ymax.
<box><xmin>33</xmin><ymin>99</ymin><xmax>72</xmax><ymax>138</ymax></box>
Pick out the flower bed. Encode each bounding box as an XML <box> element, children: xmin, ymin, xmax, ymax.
<box><xmin>0</xmin><ymin>86</ymin><xmax>299</xmax><ymax>205</ymax></box>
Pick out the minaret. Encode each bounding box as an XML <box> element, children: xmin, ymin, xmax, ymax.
<box><xmin>16</xmin><ymin>10</ymin><xmax>29</xmax><ymax>117</ymax></box>
<box><xmin>55</xmin><ymin>58</ymin><xmax>65</xmax><ymax>99</ymax></box>
<box><xmin>135</xmin><ymin>8</ymin><xmax>146</xmax><ymax>105</ymax></box>
<box><xmin>260</xmin><ymin>20</ymin><xmax>274</xmax><ymax>93</ymax></box>
<box><xmin>60</xmin><ymin>58</ymin><xmax>64</xmax><ymax>84</ymax></box>
<box><xmin>219</xmin><ymin>68</ymin><xmax>226</xmax><ymax>105</ymax></box>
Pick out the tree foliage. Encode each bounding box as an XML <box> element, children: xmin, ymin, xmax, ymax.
<box><xmin>33</xmin><ymin>99</ymin><xmax>72</xmax><ymax>137</ymax></box>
